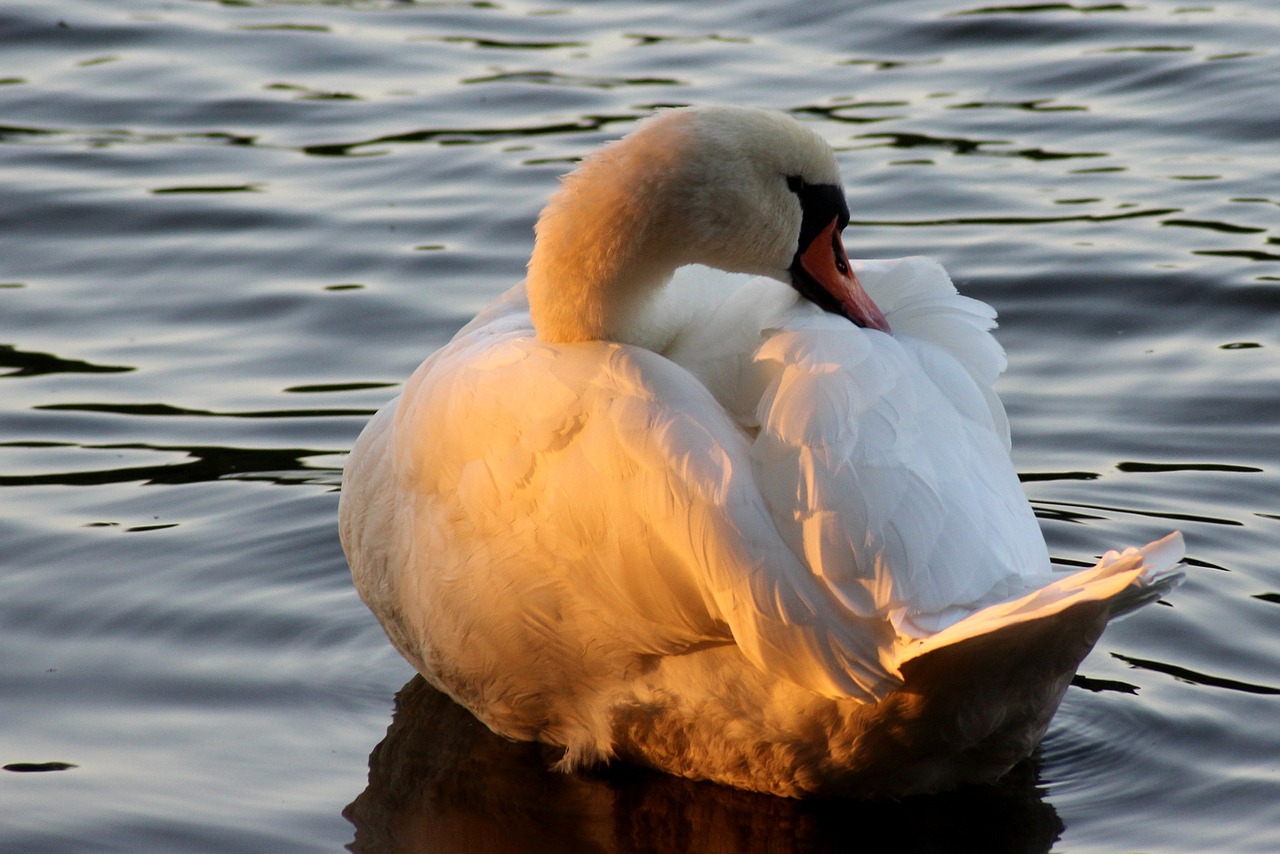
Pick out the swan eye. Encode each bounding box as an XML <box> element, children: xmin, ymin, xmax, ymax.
<box><xmin>786</xmin><ymin>175</ymin><xmax>804</xmax><ymax>194</ymax></box>
<box><xmin>832</xmin><ymin>230</ymin><xmax>848</xmax><ymax>275</ymax></box>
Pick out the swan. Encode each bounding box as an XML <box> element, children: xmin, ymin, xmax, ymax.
<box><xmin>339</xmin><ymin>105</ymin><xmax>1184</xmax><ymax>798</ymax></box>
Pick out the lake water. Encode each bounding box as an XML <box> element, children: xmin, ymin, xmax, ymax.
<box><xmin>2</xmin><ymin>0</ymin><xmax>1278</xmax><ymax>851</ymax></box>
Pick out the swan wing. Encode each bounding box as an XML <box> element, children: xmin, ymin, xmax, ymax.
<box><xmin>857</xmin><ymin>256</ymin><xmax>1011</xmax><ymax>446</ymax></box>
<box><xmin>356</xmin><ymin>295</ymin><xmax>902</xmax><ymax>705</ymax></box>
<box><xmin>750</xmin><ymin>259</ymin><xmax>1051</xmax><ymax>638</ymax></box>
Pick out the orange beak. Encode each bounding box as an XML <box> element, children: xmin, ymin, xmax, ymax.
<box><xmin>797</xmin><ymin>220</ymin><xmax>891</xmax><ymax>334</ymax></box>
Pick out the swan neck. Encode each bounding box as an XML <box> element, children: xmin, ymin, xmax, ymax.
<box><xmin>527</xmin><ymin>239</ymin><xmax>678</xmax><ymax>348</ymax></box>
<box><xmin>526</xmin><ymin>124</ymin><xmax>695</xmax><ymax>348</ymax></box>
<box><xmin>524</xmin><ymin>106</ymin><xmax>828</xmax><ymax>349</ymax></box>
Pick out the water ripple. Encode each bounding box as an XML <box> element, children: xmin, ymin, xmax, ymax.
<box><xmin>0</xmin><ymin>441</ymin><xmax>340</xmax><ymax>487</ymax></box>
<box><xmin>3</xmin><ymin>0</ymin><xmax>1279</xmax><ymax>850</ymax></box>
<box><xmin>300</xmin><ymin>113</ymin><xmax>640</xmax><ymax>157</ymax></box>
<box><xmin>1112</xmin><ymin>653</ymin><xmax>1280</xmax><ymax>696</ymax></box>
<box><xmin>34</xmin><ymin>401</ymin><xmax>373</xmax><ymax>419</ymax></box>
<box><xmin>0</xmin><ymin>344</ymin><xmax>133</xmax><ymax>378</ymax></box>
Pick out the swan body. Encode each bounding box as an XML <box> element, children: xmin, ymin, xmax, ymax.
<box><xmin>340</xmin><ymin>106</ymin><xmax>1183</xmax><ymax>797</ymax></box>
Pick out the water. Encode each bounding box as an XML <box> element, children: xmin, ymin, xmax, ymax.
<box><xmin>2</xmin><ymin>0</ymin><xmax>1278</xmax><ymax>850</ymax></box>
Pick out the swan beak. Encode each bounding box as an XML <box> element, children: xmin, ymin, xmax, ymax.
<box><xmin>797</xmin><ymin>220</ymin><xmax>891</xmax><ymax>334</ymax></box>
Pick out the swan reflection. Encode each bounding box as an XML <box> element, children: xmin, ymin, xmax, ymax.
<box><xmin>344</xmin><ymin>676</ymin><xmax>1062</xmax><ymax>854</ymax></box>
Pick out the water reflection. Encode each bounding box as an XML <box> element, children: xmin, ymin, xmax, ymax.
<box><xmin>345</xmin><ymin>676</ymin><xmax>1063</xmax><ymax>854</ymax></box>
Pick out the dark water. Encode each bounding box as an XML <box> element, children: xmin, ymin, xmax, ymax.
<box><xmin>2</xmin><ymin>0</ymin><xmax>1278</xmax><ymax>851</ymax></box>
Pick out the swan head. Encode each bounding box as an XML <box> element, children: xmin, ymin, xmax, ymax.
<box><xmin>527</xmin><ymin>105</ymin><xmax>890</xmax><ymax>345</ymax></box>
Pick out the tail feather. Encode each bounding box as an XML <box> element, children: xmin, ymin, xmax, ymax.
<box><xmin>896</xmin><ymin>532</ymin><xmax>1186</xmax><ymax>668</ymax></box>
<box><xmin>847</xmin><ymin>533</ymin><xmax>1186</xmax><ymax>793</ymax></box>
<box><xmin>1106</xmin><ymin>532</ymin><xmax>1185</xmax><ymax>619</ymax></box>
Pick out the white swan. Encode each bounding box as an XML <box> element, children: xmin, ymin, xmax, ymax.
<box><xmin>339</xmin><ymin>105</ymin><xmax>1183</xmax><ymax>798</ymax></box>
